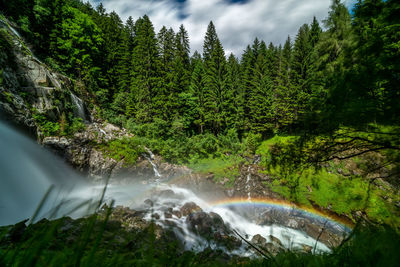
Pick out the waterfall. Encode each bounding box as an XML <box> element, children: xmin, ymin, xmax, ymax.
<box><xmin>0</xmin><ymin>121</ymin><xmax>87</xmax><ymax>225</ymax></box>
<box><xmin>144</xmin><ymin>148</ymin><xmax>162</xmax><ymax>179</ymax></box>
<box><xmin>246</xmin><ymin>166</ymin><xmax>252</xmax><ymax>201</ymax></box>
<box><xmin>70</xmin><ymin>93</ymin><xmax>89</xmax><ymax>122</ymax></box>
<box><xmin>1</xmin><ymin>120</ymin><xmax>341</xmax><ymax>255</ymax></box>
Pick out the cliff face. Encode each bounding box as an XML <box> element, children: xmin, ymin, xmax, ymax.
<box><xmin>0</xmin><ymin>16</ymin><xmax>90</xmax><ymax>136</ymax></box>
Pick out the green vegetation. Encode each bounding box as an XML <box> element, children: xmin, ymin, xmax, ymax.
<box><xmin>189</xmin><ymin>156</ymin><xmax>242</xmax><ymax>187</ymax></box>
<box><xmin>1</xmin><ymin>0</ymin><xmax>400</xmax><ymax>263</ymax></box>
<box><xmin>100</xmin><ymin>137</ymin><xmax>144</xmax><ymax>165</ymax></box>
<box><xmin>1</xmin><ymin>214</ymin><xmax>399</xmax><ymax>266</ymax></box>
<box><xmin>256</xmin><ymin>134</ymin><xmax>400</xmax><ymax>228</ymax></box>
<box><xmin>32</xmin><ymin>112</ymin><xmax>86</xmax><ymax>137</ymax></box>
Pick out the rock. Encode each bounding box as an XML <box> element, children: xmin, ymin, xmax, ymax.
<box><xmin>251</xmin><ymin>234</ymin><xmax>266</xmax><ymax>246</ymax></box>
<box><xmin>186</xmin><ymin>211</ymin><xmax>213</xmax><ymax>236</ymax></box>
<box><xmin>144</xmin><ymin>199</ymin><xmax>153</xmax><ymax>207</ymax></box>
<box><xmin>172</xmin><ymin>210</ymin><xmax>182</xmax><ymax>218</ymax></box>
<box><xmin>250</xmin><ymin>234</ymin><xmax>284</xmax><ymax>256</ymax></box>
<box><xmin>301</xmin><ymin>244</ymin><xmax>313</xmax><ymax>253</ymax></box>
<box><xmin>268</xmin><ymin>235</ymin><xmax>283</xmax><ymax>247</ymax></box>
<box><xmin>286</xmin><ymin>218</ymin><xmax>299</xmax><ymax>228</ymax></box>
<box><xmin>209</xmin><ymin>212</ymin><xmax>225</xmax><ymax>229</ymax></box>
<box><xmin>151</xmin><ymin>213</ymin><xmax>160</xmax><ymax>220</ymax></box>
<box><xmin>213</xmin><ymin>232</ymin><xmax>242</xmax><ymax>250</ymax></box>
<box><xmin>8</xmin><ymin>219</ymin><xmax>28</xmax><ymax>242</ymax></box>
<box><xmin>180</xmin><ymin>202</ymin><xmax>202</xmax><ymax>216</ymax></box>
<box><xmin>88</xmin><ymin>149</ymin><xmax>118</xmax><ymax>180</ymax></box>
<box><xmin>158</xmin><ymin>189</ymin><xmax>178</xmax><ymax>199</ymax></box>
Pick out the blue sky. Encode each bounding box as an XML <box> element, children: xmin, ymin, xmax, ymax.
<box><xmin>89</xmin><ymin>0</ymin><xmax>357</xmax><ymax>55</ymax></box>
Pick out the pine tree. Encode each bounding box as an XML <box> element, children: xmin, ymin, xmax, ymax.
<box><xmin>173</xmin><ymin>24</ymin><xmax>191</xmax><ymax>116</ymax></box>
<box><xmin>248</xmin><ymin>41</ymin><xmax>274</xmax><ymax>135</ymax></box>
<box><xmin>203</xmin><ymin>39</ymin><xmax>227</xmax><ymax>134</ymax></box>
<box><xmin>189</xmin><ymin>59</ymin><xmax>206</xmax><ymax>133</ymax></box>
<box><xmin>130</xmin><ymin>15</ymin><xmax>162</xmax><ymax>123</ymax></box>
<box><xmin>203</xmin><ymin>21</ymin><xmax>218</xmax><ymax>63</ymax></box>
<box><xmin>117</xmin><ymin>16</ymin><xmax>135</xmax><ymax>93</ymax></box>
<box><xmin>225</xmin><ymin>53</ymin><xmax>243</xmax><ymax>132</ymax></box>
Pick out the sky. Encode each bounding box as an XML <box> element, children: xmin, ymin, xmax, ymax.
<box><xmin>89</xmin><ymin>0</ymin><xmax>357</xmax><ymax>56</ymax></box>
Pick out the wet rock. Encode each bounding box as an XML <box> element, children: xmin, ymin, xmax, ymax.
<box><xmin>152</xmin><ymin>213</ymin><xmax>160</xmax><ymax>220</ymax></box>
<box><xmin>213</xmin><ymin>232</ymin><xmax>242</xmax><ymax>250</ymax></box>
<box><xmin>164</xmin><ymin>212</ymin><xmax>173</xmax><ymax>219</ymax></box>
<box><xmin>250</xmin><ymin>234</ymin><xmax>284</xmax><ymax>256</ymax></box>
<box><xmin>172</xmin><ymin>210</ymin><xmax>182</xmax><ymax>218</ymax></box>
<box><xmin>301</xmin><ymin>244</ymin><xmax>313</xmax><ymax>253</ymax></box>
<box><xmin>144</xmin><ymin>199</ymin><xmax>153</xmax><ymax>207</ymax></box>
<box><xmin>268</xmin><ymin>235</ymin><xmax>283</xmax><ymax>247</ymax></box>
<box><xmin>186</xmin><ymin>211</ymin><xmax>213</xmax><ymax>236</ymax></box>
<box><xmin>251</xmin><ymin>234</ymin><xmax>266</xmax><ymax>246</ymax></box>
<box><xmin>209</xmin><ymin>212</ymin><xmax>225</xmax><ymax>230</ymax></box>
<box><xmin>158</xmin><ymin>189</ymin><xmax>178</xmax><ymax>199</ymax></box>
<box><xmin>265</xmin><ymin>242</ymin><xmax>285</xmax><ymax>255</ymax></box>
<box><xmin>286</xmin><ymin>218</ymin><xmax>299</xmax><ymax>228</ymax></box>
<box><xmin>180</xmin><ymin>202</ymin><xmax>202</xmax><ymax>216</ymax></box>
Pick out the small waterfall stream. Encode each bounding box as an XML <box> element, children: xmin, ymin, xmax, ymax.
<box><xmin>70</xmin><ymin>93</ymin><xmax>89</xmax><ymax>122</ymax></box>
<box><xmin>246</xmin><ymin>166</ymin><xmax>252</xmax><ymax>201</ymax></box>
<box><xmin>144</xmin><ymin>148</ymin><xmax>162</xmax><ymax>179</ymax></box>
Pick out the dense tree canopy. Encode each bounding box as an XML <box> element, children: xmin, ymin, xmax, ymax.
<box><xmin>1</xmin><ymin>0</ymin><xmax>398</xmax><ymax>140</ymax></box>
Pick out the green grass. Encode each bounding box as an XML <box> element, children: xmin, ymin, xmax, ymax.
<box><xmin>257</xmin><ymin>134</ymin><xmax>400</xmax><ymax>228</ymax></box>
<box><xmin>188</xmin><ymin>155</ymin><xmax>243</xmax><ymax>188</ymax></box>
<box><xmin>265</xmin><ymin>166</ymin><xmax>400</xmax><ymax>227</ymax></box>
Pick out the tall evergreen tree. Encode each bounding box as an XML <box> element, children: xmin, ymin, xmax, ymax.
<box><xmin>189</xmin><ymin>58</ymin><xmax>206</xmax><ymax>133</ymax></box>
<box><xmin>130</xmin><ymin>15</ymin><xmax>162</xmax><ymax>122</ymax></box>
<box><xmin>203</xmin><ymin>39</ymin><xmax>227</xmax><ymax>134</ymax></box>
<box><xmin>173</xmin><ymin>25</ymin><xmax>191</xmax><ymax>115</ymax></box>
<box><xmin>203</xmin><ymin>21</ymin><xmax>218</xmax><ymax>63</ymax></box>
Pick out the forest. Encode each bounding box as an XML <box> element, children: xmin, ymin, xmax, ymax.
<box><xmin>1</xmin><ymin>0</ymin><xmax>397</xmax><ymax>139</ymax></box>
<box><xmin>0</xmin><ymin>0</ymin><xmax>400</xmax><ymax>265</ymax></box>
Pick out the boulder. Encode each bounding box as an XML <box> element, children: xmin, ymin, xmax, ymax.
<box><xmin>180</xmin><ymin>202</ymin><xmax>202</xmax><ymax>216</ymax></box>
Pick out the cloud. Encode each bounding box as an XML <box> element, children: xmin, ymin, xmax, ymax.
<box><xmin>89</xmin><ymin>0</ymin><xmax>336</xmax><ymax>56</ymax></box>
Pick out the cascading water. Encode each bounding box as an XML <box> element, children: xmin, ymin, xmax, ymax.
<box><xmin>0</xmin><ymin>120</ymin><xmax>343</xmax><ymax>256</ymax></box>
<box><xmin>144</xmin><ymin>148</ymin><xmax>162</xmax><ymax>179</ymax></box>
<box><xmin>0</xmin><ymin>121</ymin><xmax>89</xmax><ymax>225</ymax></box>
<box><xmin>246</xmin><ymin>166</ymin><xmax>252</xmax><ymax>201</ymax></box>
<box><xmin>70</xmin><ymin>93</ymin><xmax>89</xmax><ymax>122</ymax></box>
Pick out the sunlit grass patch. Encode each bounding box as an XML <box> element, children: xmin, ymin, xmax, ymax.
<box><xmin>188</xmin><ymin>156</ymin><xmax>243</xmax><ymax>188</ymax></box>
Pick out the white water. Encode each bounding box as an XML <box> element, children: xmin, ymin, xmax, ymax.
<box><xmin>144</xmin><ymin>148</ymin><xmax>162</xmax><ymax>179</ymax></box>
<box><xmin>246</xmin><ymin>166</ymin><xmax>252</xmax><ymax>201</ymax></box>
<box><xmin>0</xmin><ymin>120</ymin><xmax>330</xmax><ymax>255</ymax></box>
<box><xmin>0</xmin><ymin>121</ymin><xmax>90</xmax><ymax>225</ymax></box>
<box><xmin>70</xmin><ymin>93</ymin><xmax>88</xmax><ymax>122</ymax></box>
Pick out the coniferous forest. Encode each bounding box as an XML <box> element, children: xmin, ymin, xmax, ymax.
<box><xmin>0</xmin><ymin>0</ymin><xmax>400</xmax><ymax>266</ymax></box>
<box><xmin>2</xmin><ymin>0</ymin><xmax>398</xmax><ymax>140</ymax></box>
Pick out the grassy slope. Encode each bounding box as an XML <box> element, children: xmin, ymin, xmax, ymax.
<box><xmin>256</xmin><ymin>135</ymin><xmax>400</xmax><ymax>228</ymax></box>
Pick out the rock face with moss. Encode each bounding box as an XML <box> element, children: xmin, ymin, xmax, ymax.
<box><xmin>0</xmin><ymin>16</ymin><xmax>90</xmax><ymax>137</ymax></box>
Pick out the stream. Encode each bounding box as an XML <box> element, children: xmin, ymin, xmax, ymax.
<box><xmin>0</xmin><ymin>120</ymin><xmax>336</xmax><ymax>255</ymax></box>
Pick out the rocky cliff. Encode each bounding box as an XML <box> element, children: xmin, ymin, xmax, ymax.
<box><xmin>0</xmin><ymin>16</ymin><xmax>91</xmax><ymax>137</ymax></box>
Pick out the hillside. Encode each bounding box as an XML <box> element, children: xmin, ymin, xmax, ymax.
<box><xmin>0</xmin><ymin>0</ymin><xmax>399</xmax><ymax>266</ymax></box>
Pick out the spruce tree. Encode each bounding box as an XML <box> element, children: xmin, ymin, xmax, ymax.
<box><xmin>203</xmin><ymin>21</ymin><xmax>218</xmax><ymax>63</ymax></box>
<box><xmin>203</xmin><ymin>39</ymin><xmax>227</xmax><ymax>134</ymax></box>
<box><xmin>130</xmin><ymin>15</ymin><xmax>162</xmax><ymax>122</ymax></box>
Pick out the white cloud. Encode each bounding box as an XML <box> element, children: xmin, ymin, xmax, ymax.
<box><xmin>90</xmin><ymin>0</ymin><xmax>336</xmax><ymax>56</ymax></box>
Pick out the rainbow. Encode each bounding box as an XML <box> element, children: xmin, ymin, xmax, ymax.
<box><xmin>210</xmin><ymin>197</ymin><xmax>354</xmax><ymax>231</ymax></box>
